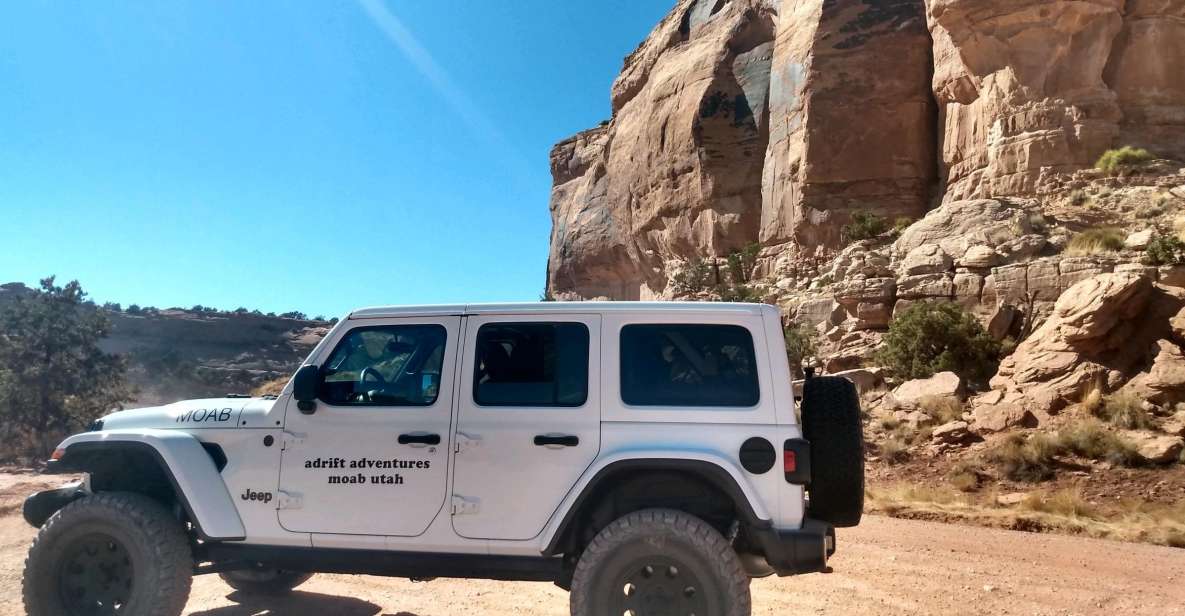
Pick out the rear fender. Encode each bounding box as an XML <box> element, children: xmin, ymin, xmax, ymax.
<box><xmin>48</xmin><ymin>429</ymin><xmax>246</xmax><ymax>540</ymax></box>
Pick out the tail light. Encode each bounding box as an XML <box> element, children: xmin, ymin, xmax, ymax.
<box><xmin>783</xmin><ymin>438</ymin><xmax>811</xmax><ymax>485</ymax></box>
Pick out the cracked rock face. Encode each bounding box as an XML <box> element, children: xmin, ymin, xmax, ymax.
<box><xmin>546</xmin><ymin>0</ymin><xmax>1185</xmax><ymax>301</ymax></box>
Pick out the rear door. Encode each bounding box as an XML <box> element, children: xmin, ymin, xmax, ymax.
<box><xmin>450</xmin><ymin>314</ymin><xmax>600</xmax><ymax>540</ymax></box>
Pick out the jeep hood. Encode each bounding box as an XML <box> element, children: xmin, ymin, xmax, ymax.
<box><xmin>98</xmin><ymin>397</ymin><xmax>279</xmax><ymax>431</ymax></box>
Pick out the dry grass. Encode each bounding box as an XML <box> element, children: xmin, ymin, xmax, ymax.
<box><xmin>918</xmin><ymin>396</ymin><xmax>964</xmax><ymax>425</ymax></box>
<box><xmin>251</xmin><ymin>376</ymin><xmax>289</xmax><ymax>397</ymax></box>
<box><xmin>880</xmin><ymin>437</ymin><xmax>910</xmax><ymax>464</ymax></box>
<box><xmin>866</xmin><ymin>482</ymin><xmax>1185</xmax><ymax>548</ymax></box>
<box><xmin>1065</xmin><ymin>228</ymin><xmax>1126</xmax><ymax>255</ymax></box>
<box><xmin>1093</xmin><ymin>390</ymin><xmax>1156</xmax><ymax>430</ymax></box>
<box><xmin>986</xmin><ymin>433</ymin><xmax>1060</xmax><ymax>482</ymax></box>
<box><xmin>1058</xmin><ymin>419</ymin><xmax>1141</xmax><ymax>466</ymax></box>
<box><xmin>1020</xmin><ymin>488</ymin><xmax>1097</xmax><ymax>519</ymax></box>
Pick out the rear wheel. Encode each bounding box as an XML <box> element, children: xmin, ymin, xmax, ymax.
<box><xmin>23</xmin><ymin>492</ymin><xmax>193</xmax><ymax>616</ymax></box>
<box><xmin>219</xmin><ymin>568</ymin><xmax>313</xmax><ymax>595</ymax></box>
<box><xmin>570</xmin><ymin>508</ymin><xmax>750</xmax><ymax>616</ymax></box>
<box><xmin>800</xmin><ymin>376</ymin><xmax>865</xmax><ymax>527</ymax></box>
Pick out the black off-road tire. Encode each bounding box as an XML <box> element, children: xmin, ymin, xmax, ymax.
<box><xmin>23</xmin><ymin>492</ymin><xmax>193</xmax><ymax>616</ymax></box>
<box><xmin>219</xmin><ymin>568</ymin><xmax>313</xmax><ymax>595</ymax></box>
<box><xmin>801</xmin><ymin>375</ymin><xmax>865</xmax><ymax>527</ymax></box>
<box><xmin>570</xmin><ymin>508</ymin><xmax>750</xmax><ymax>616</ymax></box>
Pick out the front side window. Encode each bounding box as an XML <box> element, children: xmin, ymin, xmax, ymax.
<box><xmin>319</xmin><ymin>325</ymin><xmax>447</xmax><ymax>406</ymax></box>
<box><xmin>620</xmin><ymin>324</ymin><xmax>759</xmax><ymax>407</ymax></box>
<box><xmin>473</xmin><ymin>322</ymin><xmax>589</xmax><ymax>407</ymax></box>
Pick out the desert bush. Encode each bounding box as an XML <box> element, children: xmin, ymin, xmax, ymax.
<box><xmin>1067</xmin><ymin>189</ymin><xmax>1090</xmax><ymax>206</ymax></box>
<box><xmin>1057</xmin><ymin>419</ymin><xmax>1141</xmax><ymax>466</ymax></box>
<box><xmin>948</xmin><ymin>460</ymin><xmax>981</xmax><ymax>492</ymax></box>
<box><xmin>893</xmin><ymin>217</ymin><xmax>915</xmax><ymax>235</ymax></box>
<box><xmin>880</xmin><ymin>437</ymin><xmax>909</xmax><ymax>464</ymax></box>
<box><xmin>1020</xmin><ymin>488</ymin><xmax>1098</xmax><ymax>519</ymax></box>
<box><xmin>1093</xmin><ymin>391</ymin><xmax>1156</xmax><ymax>430</ymax></box>
<box><xmin>1145</xmin><ymin>234</ymin><xmax>1185</xmax><ymax>266</ymax></box>
<box><xmin>878</xmin><ymin>416</ymin><xmax>901</xmax><ymax>432</ymax></box>
<box><xmin>918</xmin><ymin>395</ymin><xmax>964</xmax><ymax>424</ymax></box>
<box><xmin>841</xmin><ymin>211</ymin><xmax>888</xmax><ymax>243</ymax></box>
<box><xmin>671</xmin><ymin>256</ymin><xmax>713</xmax><ymax>294</ymax></box>
<box><xmin>986</xmin><ymin>433</ymin><xmax>1060</xmax><ymax>482</ymax></box>
<box><xmin>783</xmin><ymin>322</ymin><xmax>817</xmax><ymax>377</ymax></box>
<box><xmin>251</xmin><ymin>376</ymin><xmax>289</xmax><ymax>397</ymax></box>
<box><xmin>726</xmin><ymin>243</ymin><xmax>761</xmax><ymax>285</ymax></box>
<box><xmin>1065</xmin><ymin>228</ymin><xmax>1125</xmax><ymax>256</ymax></box>
<box><xmin>876</xmin><ymin>302</ymin><xmax>1001</xmax><ymax>388</ymax></box>
<box><xmin>1096</xmin><ymin>146</ymin><xmax>1156</xmax><ymax>174</ymax></box>
<box><xmin>0</xmin><ymin>278</ymin><xmax>133</xmax><ymax>457</ymax></box>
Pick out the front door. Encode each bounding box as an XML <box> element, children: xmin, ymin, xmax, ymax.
<box><xmin>278</xmin><ymin>316</ymin><xmax>459</xmax><ymax>536</ymax></box>
<box><xmin>451</xmin><ymin>314</ymin><xmax>601</xmax><ymax>540</ymax></box>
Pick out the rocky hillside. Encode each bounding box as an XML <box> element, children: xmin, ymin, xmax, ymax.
<box><xmin>0</xmin><ymin>282</ymin><xmax>327</xmax><ymax>406</ymax></box>
<box><xmin>547</xmin><ymin>0</ymin><xmax>1185</xmax><ymax>300</ymax></box>
<box><xmin>547</xmin><ymin>0</ymin><xmax>1185</xmax><ymax>544</ymax></box>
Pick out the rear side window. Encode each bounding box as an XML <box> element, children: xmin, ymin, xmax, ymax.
<box><xmin>474</xmin><ymin>322</ymin><xmax>589</xmax><ymax>407</ymax></box>
<box><xmin>620</xmin><ymin>324</ymin><xmax>759</xmax><ymax>407</ymax></box>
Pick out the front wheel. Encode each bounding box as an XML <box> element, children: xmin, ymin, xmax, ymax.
<box><xmin>570</xmin><ymin>509</ymin><xmax>751</xmax><ymax>616</ymax></box>
<box><xmin>219</xmin><ymin>568</ymin><xmax>313</xmax><ymax>595</ymax></box>
<box><xmin>22</xmin><ymin>492</ymin><xmax>193</xmax><ymax>616</ymax></box>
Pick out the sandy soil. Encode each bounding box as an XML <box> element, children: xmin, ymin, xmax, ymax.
<box><xmin>2</xmin><ymin>473</ymin><xmax>1183</xmax><ymax>616</ymax></box>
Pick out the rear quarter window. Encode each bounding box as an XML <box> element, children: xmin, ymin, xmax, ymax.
<box><xmin>619</xmin><ymin>323</ymin><xmax>759</xmax><ymax>407</ymax></box>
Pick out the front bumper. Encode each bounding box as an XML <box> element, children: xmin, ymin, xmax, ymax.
<box><xmin>752</xmin><ymin>518</ymin><xmax>835</xmax><ymax>575</ymax></box>
<box><xmin>23</xmin><ymin>482</ymin><xmax>88</xmax><ymax>528</ymax></box>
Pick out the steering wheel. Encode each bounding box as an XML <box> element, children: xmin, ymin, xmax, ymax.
<box><xmin>359</xmin><ymin>366</ymin><xmax>387</xmax><ymax>385</ymax></box>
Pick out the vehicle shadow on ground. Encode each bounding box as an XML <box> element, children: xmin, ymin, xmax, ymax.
<box><xmin>187</xmin><ymin>590</ymin><xmax>421</xmax><ymax>616</ymax></box>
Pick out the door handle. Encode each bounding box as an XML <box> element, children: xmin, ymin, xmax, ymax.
<box><xmin>398</xmin><ymin>433</ymin><xmax>441</xmax><ymax>446</ymax></box>
<box><xmin>534</xmin><ymin>434</ymin><xmax>579</xmax><ymax>447</ymax></box>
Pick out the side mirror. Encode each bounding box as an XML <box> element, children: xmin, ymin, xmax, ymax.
<box><xmin>292</xmin><ymin>364</ymin><xmax>319</xmax><ymax>414</ymax></box>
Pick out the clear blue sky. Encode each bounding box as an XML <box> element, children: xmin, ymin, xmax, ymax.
<box><xmin>0</xmin><ymin>1</ymin><xmax>670</xmax><ymax>318</ymax></box>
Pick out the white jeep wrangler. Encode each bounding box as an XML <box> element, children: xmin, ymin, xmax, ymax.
<box><xmin>23</xmin><ymin>302</ymin><xmax>863</xmax><ymax>616</ymax></box>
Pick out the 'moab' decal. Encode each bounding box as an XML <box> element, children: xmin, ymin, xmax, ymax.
<box><xmin>176</xmin><ymin>407</ymin><xmax>234</xmax><ymax>423</ymax></box>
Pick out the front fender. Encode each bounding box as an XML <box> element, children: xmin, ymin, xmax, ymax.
<box><xmin>49</xmin><ymin>429</ymin><xmax>246</xmax><ymax>540</ymax></box>
<box><xmin>540</xmin><ymin>450</ymin><xmax>771</xmax><ymax>555</ymax></box>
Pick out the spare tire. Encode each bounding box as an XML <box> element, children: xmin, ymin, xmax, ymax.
<box><xmin>800</xmin><ymin>376</ymin><xmax>864</xmax><ymax>527</ymax></box>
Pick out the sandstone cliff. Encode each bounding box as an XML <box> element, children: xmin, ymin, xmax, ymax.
<box><xmin>547</xmin><ymin>0</ymin><xmax>1185</xmax><ymax>300</ymax></box>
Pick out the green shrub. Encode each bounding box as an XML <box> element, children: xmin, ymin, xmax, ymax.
<box><xmin>842</xmin><ymin>211</ymin><xmax>888</xmax><ymax>243</ymax></box>
<box><xmin>672</xmin><ymin>256</ymin><xmax>713</xmax><ymax>294</ymax></box>
<box><xmin>783</xmin><ymin>323</ymin><xmax>817</xmax><ymax>376</ymax></box>
<box><xmin>1065</xmin><ymin>228</ymin><xmax>1125</xmax><ymax>256</ymax></box>
<box><xmin>726</xmin><ymin>243</ymin><xmax>761</xmax><ymax>285</ymax></box>
<box><xmin>1067</xmin><ymin>189</ymin><xmax>1090</xmax><ymax>206</ymax></box>
<box><xmin>1145</xmin><ymin>234</ymin><xmax>1185</xmax><ymax>266</ymax></box>
<box><xmin>875</xmin><ymin>302</ymin><xmax>1001</xmax><ymax>387</ymax></box>
<box><xmin>893</xmin><ymin>217</ymin><xmax>915</xmax><ymax>235</ymax></box>
<box><xmin>1096</xmin><ymin>146</ymin><xmax>1156</xmax><ymax>174</ymax></box>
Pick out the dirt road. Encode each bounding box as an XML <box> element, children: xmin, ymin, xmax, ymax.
<box><xmin>2</xmin><ymin>473</ymin><xmax>1183</xmax><ymax>615</ymax></box>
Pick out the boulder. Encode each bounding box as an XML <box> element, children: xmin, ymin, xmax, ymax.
<box><xmin>990</xmin><ymin>273</ymin><xmax>1185</xmax><ymax>412</ymax></box>
<box><xmin>893</xmin><ymin>371</ymin><xmax>964</xmax><ymax>407</ymax></box>
<box><xmin>972</xmin><ymin>400</ymin><xmax>1039</xmax><ymax>433</ymax></box>
<box><xmin>1121</xmin><ymin>339</ymin><xmax>1185</xmax><ymax>405</ymax></box>
<box><xmin>895</xmin><ymin>199</ymin><xmax>1039</xmax><ymax>261</ymax></box>
<box><xmin>1125</xmin><ymin>229</ymin><xmax>1155</xmax><ymax>251</ymax></box>
<box><xmin>958</xmin><ymin>245</ymin><xmax>1000</xmax><ymax>269</ymax></box>
<box><xmin>897</xmin><ymin>274</ymin><xmax>954</xmax><ymax>300</ymax></box>
<box><xmin>1124</xmin><ymin>431</ymin><xmax>1185</xmax><ymax>465</ymax></box>
<box><xmin>1162</xmin><ymin>411</ymin><xmax>1185</xmax><ymax>437</ymax></box>
<box><xmin>900</xmin><ymin>244</ymin><xmax>952</xmax><ymax>276</ymax></box>
<box><xmin>832</xmin><ymin>368</ymin><xmax>885</xmax><ymax>394</ymax></box>
<box><xmin>932</xmin><ymin>421</ymin><xmax>977</xmax><ymax>446</ymax></box>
